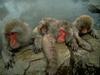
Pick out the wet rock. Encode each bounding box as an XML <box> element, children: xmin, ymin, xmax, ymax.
<box><xmin>88</xmin><ymin>0</ymin><xmax>100</xmax><ymax>13</ymax></box>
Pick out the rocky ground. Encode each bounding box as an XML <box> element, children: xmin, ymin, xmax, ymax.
<box><xmin>0</xmin><ymin>31</ymin><xmax>100</xmax><ymax>75</ymax></box>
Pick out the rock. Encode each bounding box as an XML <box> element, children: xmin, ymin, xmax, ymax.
<box><xmin>88</xmin><ymin>0</ymin><xmax>100</xmax><ymax>13</ymax></box>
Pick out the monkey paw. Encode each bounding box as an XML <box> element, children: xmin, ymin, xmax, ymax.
<box><xmin>65</xmin><ymin>39</ymin><xmax>78</xmax><ymax>51</ymax></box>
<box><xmin>91</xmin><ymin>33</ymin><xmax>99</xmax><ymax>39</ymax></box>
<box><xmin>90</xmin><ymin>30</ymin><xmax>99</xmax><ymax>39</ymax></box>
<box><xmin>33</xmin><ymin>47</ymin><xmax>42</xmax><ymax>54</ymax></box>
<box><xmin>71</xmin><ymin>42</ymin><xmax>79</xmax><ymax>51</ymax></box>
<box><xmin>5</xmin><ymin>58</ymin><xmax>15</xmax><ymax>69</ymax></box>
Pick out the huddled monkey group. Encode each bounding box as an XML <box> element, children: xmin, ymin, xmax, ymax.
<box><xmin>1</xmin><ymin>15</ymin><xmax>98</xmax><ymax>75</ymax></box>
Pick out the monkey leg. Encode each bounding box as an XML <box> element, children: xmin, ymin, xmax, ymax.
<box><xmin>42</xmin><ymin>34</ymin><xmax>58</xmax><ymax>75</ymax></box>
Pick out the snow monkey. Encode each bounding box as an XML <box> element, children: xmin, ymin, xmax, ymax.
<box><xmin>71</xmin><ymin>15</ymin><xmax>98</xmax><ymax>51</ymax></box>
<box><xmin>1</xmin><ymin>20</ymin><xmax>32</xmax><ymax>69</ymax></box>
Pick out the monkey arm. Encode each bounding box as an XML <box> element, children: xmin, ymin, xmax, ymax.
<box><xmin>65</xmin><ymin>28</ymin><xmax>78</xmax><ymax>51</ymax></box>
<box><xmin>74</xmin><ymin>31</ymin><xmax>94</xmax><ymax>52</ymax></box>
<box><xmin>65</xmin><ymin>35</ymin><xmax>78</xmax><ymax>51</ymax></box>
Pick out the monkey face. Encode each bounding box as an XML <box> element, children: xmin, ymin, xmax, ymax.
<box><xmin>6</xmin><ymin>32</ymin><xmax>20</xmax><ymax>49</ymax></box>
<box><xmin>79</xmin><ymin>25</ymin><xmax>91</xmax><ymax>34</ymax></box>
<box><xmin>57</xmin><ymin>27</ymin><xmax>67</xmax><ymax>43</ymax></box>
<box><xmin>80</xmin><ymin>28</ymin><xmax>88</xmax><ymax>34</ymax></box>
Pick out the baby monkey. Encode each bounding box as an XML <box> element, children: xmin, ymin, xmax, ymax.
<box><xmin>68</xmin><ymin>15</ymin><xmax>98</xmax><ymax>51</ymax></box>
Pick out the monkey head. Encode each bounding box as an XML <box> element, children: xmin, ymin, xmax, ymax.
<box><xmin>74</xmin><ymin>15</ymin><xmax>94</xmax><ymax>34</ymax></box>
<box><xmin>4</xmin><ymin>20</ymin><xmax>31</xmax><ymax>50</ymax></box>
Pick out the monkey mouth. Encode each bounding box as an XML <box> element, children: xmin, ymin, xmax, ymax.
<box><xmin>10</xmin><ymin>40</ymin><xmax>20</xmax><ymax>49</ymax></box>
<box><xmin>10</xmin><ymin>37</ymin><xmax>20</xmax><ymax>49</ymax></box>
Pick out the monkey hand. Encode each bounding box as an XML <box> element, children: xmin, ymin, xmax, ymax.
<box><xmin>65</xmin><ymin>38</ymin><xmax>78</xmax><ymax>51</ymax></box>
<box><xmin>32</xmin><ymin>45</ymin><xmax>42</xmax><ymax>54</ymax></box>
<box><xmin>70</xmin><ymin>39</ymin><xmax>79</xmax><ymax>51</ymax></box>
<box><xmin>5</xmin><ymin>57</ymin><xmax>15</xmax><ymax>69</ymax></box>
<box><xmin>78</xmin><ymin>40</ymin><xmax>94</xmax><ymax>52</ymax></box>
<box><xmin>90</xmin><ymin>29</ymin><xmax>99</xmax><ymax>39</ymax></box>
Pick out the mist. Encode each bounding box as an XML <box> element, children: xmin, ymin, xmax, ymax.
<box><xmin>0</xmin><ymin>0</ymin><xmax>100</xmax><ymax>28</ymax></box>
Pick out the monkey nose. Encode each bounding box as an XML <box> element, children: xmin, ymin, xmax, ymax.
<box><xmin>81</xmin><ymin>29</ymin><xmax>87</xmax><ymax>34</ymax></box>
<box><xmin>10</xmin><ymin>39</ymin><xmax>19</xmax><ymax>49</ymax></box>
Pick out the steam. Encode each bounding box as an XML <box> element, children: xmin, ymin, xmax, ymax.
<box><xmin>0</xmin><ymin>0</ymin><xmax>100</xmax><ymax>28</ymax></box>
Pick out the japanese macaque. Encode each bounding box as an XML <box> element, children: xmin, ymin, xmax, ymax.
<box><xmin>71</xmin><ymin>15</ymin><xmax>98</xmax><ymax>51</ymax></box>
<box><xmin>2</xmin><ymin>20</ymin><xmax>32</xmax><ymax>69</ymax></box>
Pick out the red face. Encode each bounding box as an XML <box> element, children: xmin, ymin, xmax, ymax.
<box><xmin>6</xmin><ymin>32</ymin><xmax>20</xmax><ymax>49</ymax></box>
<box><xmin>57</xmin><ymin>27</ymin><xmax>68</xmax><ymax>43</ymax></box>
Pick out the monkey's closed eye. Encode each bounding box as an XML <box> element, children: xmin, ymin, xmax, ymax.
<box><xmin>11</xmin><ymin>32</ymin><xmax>17</xmax><ymax>35</ymax></box>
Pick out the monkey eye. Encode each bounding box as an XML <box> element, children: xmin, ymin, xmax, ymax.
<box><xmin>87</xmin><ymin>27</ymin><xmax>90</xmax><ymax>30</ymax></box>
<box><xmin>81</xmin><ymin>25</ymin><xmax>84</xmax><ymax>28</ymax></box>
<box><xmin>11</xmin><ymin>32</ymin><xmax>17</xmax><ymax>35</ymax></box>
<box><xmin>11</xmin><ymin>32</ymin><xmax>15</xmax><ymax>35</ymax></box>
<box><xmin>5</xmin><ymin>32</ymin><xmax>17</xmax><ymax>36</ymax></box>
